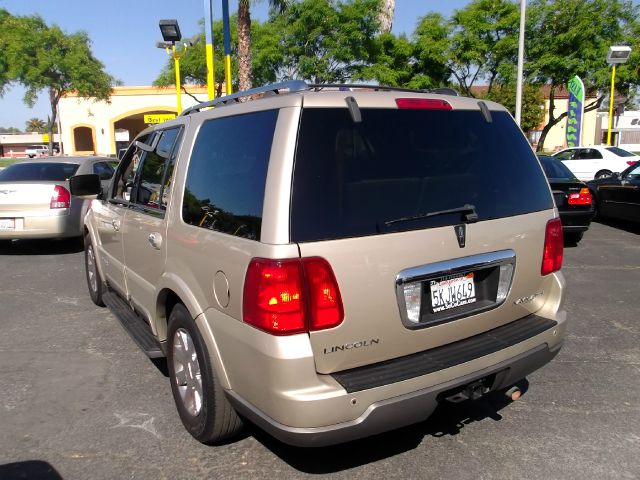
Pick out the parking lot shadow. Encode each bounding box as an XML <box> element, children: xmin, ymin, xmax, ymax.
<box><xmin>251</xmin><ymin>379</ymin><xmax>529</xmax><ymax>474</ymax></box>
<box><xmin>594</xmin><ymin>218</ymin><xmax>640</xmax><ymax>235</ymax></box>
<box><xmin>0</xmin><ymin>460</ymin><xmax>64</xmax><ymax>480</ymax></box>
<box><xmin>0</xmin><ymin>237</ymin><xmax>84</xmax><ymax>255</ymax></box>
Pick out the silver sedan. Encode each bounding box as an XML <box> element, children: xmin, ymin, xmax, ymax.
<box><xmin>0</xmin><ymin>156</ymin><xmax>116</xmax><ymax>240</ymax></box>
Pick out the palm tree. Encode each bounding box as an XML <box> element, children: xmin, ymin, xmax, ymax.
<box><xmin>25</xmin><ymin>117</ymin><xmax>46</xmax><ymax>133</ymax></box>
<box><xmin>237</xmin><ymin>0</ymin><xmax>289</xmax><ymax>92</ymax></box>
<box><xmin>378</xmin><ymin>0</ymin><xmax>395</xmax><ymax>33</ymax></box>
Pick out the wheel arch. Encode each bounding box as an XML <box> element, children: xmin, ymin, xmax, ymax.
<box><xmin>156</xmin><ymin>278</ymin><xmax>231</xmax><ymax>389</ymax></box>
<box><xmin>594</xmin><ymin>169</ymin><xmax>612</xmax><ymax>179</ymax></box>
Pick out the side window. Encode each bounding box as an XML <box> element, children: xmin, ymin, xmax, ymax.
<box><xmin>93</xmin><ymin>161</ymin><xmax>115</xmax><ymax>180</ymax></box>
<box><xmin>182</xmin><ymin>109</ymin><xmax>278</xmax><ymax>240</ymax></box>
<box><xmin>132</xmin><ymin>127</ymin><xmax>182</xmax><ymax>211</ymax></box>
<box><xmin>555</xmin><ymin>150</ymin><xmax>573</xmax><ymax>160</ymax></box>
<box><xmin>111</xmin><ymin>133</ymin><xmax>153</xmax><ymax>203</ymax></box>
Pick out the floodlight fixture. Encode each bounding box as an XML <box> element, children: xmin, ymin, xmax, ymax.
<box><xmin>159</xmin><ymin>19</ymin><xmax>182</xmax><ymax>43</ymax></box>
<box><xmin>606</xmin><ymin>45</ymin><xmax>632</xmax><ymax>65</ymax></box>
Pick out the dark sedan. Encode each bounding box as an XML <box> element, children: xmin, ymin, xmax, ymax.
<box><xmin>586</xmin><ymin>161</ymin><xmax>640</xmax><ymax>223</ymax></box>
<box><xmin>538</xmin><ymin>155</ymin><xmax>594</xmax><ymax>244</ymax></box>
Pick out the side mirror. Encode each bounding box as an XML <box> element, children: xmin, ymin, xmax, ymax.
<box><xmin>70</xmin><ymin>174</ymin><xmax>102</xmax><ymax>197</ymax></box>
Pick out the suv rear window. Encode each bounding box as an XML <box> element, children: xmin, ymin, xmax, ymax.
<box><xmin>0</xmin><ymin>162</ymin><xmax>79</xmax><ymax>182</ymax></box>
<box><xmin>291</xmin><ymin>108</ymin><xmax>552</xmax><ymax>242</ymax></box>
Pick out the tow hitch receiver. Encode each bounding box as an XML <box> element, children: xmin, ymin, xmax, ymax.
<box><xmin>443</xmin><ymin>379</ymin><xmax>491</xmax><ymax>403</ymax></box>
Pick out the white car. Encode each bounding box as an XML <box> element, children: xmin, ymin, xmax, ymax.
<box><xmin>553</xmin><ymin>146</ymin><xmax>639</xmax><ymax>181</ymax></box>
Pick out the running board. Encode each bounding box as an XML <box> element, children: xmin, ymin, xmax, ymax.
<box><xmin>103</xmin><ymin>291</ymin><xmax>165</xmax><ymax>358</ymax></box>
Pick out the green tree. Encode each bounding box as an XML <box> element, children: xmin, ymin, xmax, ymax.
<box><xmin>526</xmin><ymin>0</ymin><xmax>640</xmax><ymax>151</ymax></box>
<box><xmin>0</xmin><ymin>9</ymin><xmax>11</xmax><ymax>95</ymax></box>
<box><xmin>25</xmin><ymin>118</ymin><xmax>47</xmax><ymax>133</ymax></box>
<box><xmin>0</xmin><ymin>126</ymin><xmax>21</xmax><ymax>134</ymax></box>
<box><xmin>447</xmin><ymin>0</ymin><xmax>520</xmax><ymax>96</ymax></box>
<box><xmin>3</xmin><ymin>12</ymin><xmax>115</xmax><ymax>154</ymax></box>
<box><xmin>482</xmin><ymin>84</ymin><xmax>545</xmax><ymax>133</ymax></box>
<box><xmin>273</xmin><ymin>0</ymin><xmax>380</xmax><ymax>83</ymax></box>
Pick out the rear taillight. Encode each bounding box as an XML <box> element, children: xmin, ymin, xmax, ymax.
<box><xmin>243</xmin><ymin>257</ymin><xmax>343</xmax><ymax>335</ymax></box>
<box><xmin>395</xmin><ymin>98</ymin><xmax>452</xmax><ymax>110</ymax></box>
<box><xmin>568</xmin><ymin>188</ymin><xmax>592</xmax><ymax>205</ymax></box>
<box><xmin>627</xmin><ymin>160</ymin><xmax>638</xmax><ymax>166</ymax></box>
<box><xmin>541</xmin><ymin>218</ymin><xmax>563</xmax><ymax>276</ymax></box>
<box><xmin>50</xmin><ymin>185</ymin><xmax>70</xmax><ymax>209</ymax></box>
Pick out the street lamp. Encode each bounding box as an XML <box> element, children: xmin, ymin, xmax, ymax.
<box><xmin>158</xmin><ymin>19</ymin><xmax>187</xmax><ymax>114</ymax></box>
<box><xmin>606</xmin><ymin>45</ymin><xmax>632</xmax><ymax>145</ymax></box>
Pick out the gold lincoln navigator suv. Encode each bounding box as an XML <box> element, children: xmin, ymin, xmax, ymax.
<box><xmin>70</xmin><ymin>81</ymin><xmax>566</xmax><ymax>447</ymax></box>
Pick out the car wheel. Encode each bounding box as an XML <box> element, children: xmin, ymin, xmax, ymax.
<box><xmin>594</xmin><ymin>170</ymin><xmax>612</xmax><ymax>179</ymax></box>
<box><xmin>167</xmin><ymin>303</ymin><xmax>243</xmax><ymax>444</ymax></box>
<box><xmin>84</xmin><ymin>235</ymin><xmax>105</xmax><ymax>307</ymax></box>
<box><xmin>565</xmin><ymin>231</ymin><xmax>584</xmax><ymax>245</ymax></box>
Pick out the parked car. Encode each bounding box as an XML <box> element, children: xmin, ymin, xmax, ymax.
<box><xmin>587</xmin><ymin>161</ymin><xmax>640</xmax><ymax>223</ymax></box>
<box><xmin>552</xmin><ymin>145</ymin><xmax>639</xmax><ymax>181</ymax></box>
<box><xmin>71</xmin><ymin>81</ymin><xmax>567</xmax><ymax>447</ymax></box>
<box><xmin>24</xmin><ymin>145</ymin><xmax>50</xmax><ymax>158</ymax></box>
<box><xmin>0</xmin><ymin>157</ymin><xmax>114</xmax><ymax>240</ymax></box>
<box><xmin>538</xmin><ymin>155</ymin><xmax>594</xmax><ymax>244</ymax></box>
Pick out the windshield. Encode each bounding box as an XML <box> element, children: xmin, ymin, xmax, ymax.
<box><xmin>0</xmin><ymin>162</ymin><xmax>79</xmax><ymax>182</ymax></box>
<box><xmin>291</xmin><ymin>108</ymin><xmax>552</xmax><ymax>242</ymax></box>
<box><xmin>606</xmin><ymin>147</ymin><xmax>635</xmax><ymax>157</ymax></box>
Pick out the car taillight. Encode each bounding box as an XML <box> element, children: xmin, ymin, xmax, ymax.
<box><xmin>541</xmin><ymin>218</ymin><xmax>563</xmax><ymax>276</ymax></box>
<box><xmin>243</xmin><ymin>257</ymin><xmax>344</xmax><ymax>335</ymax></box>
<box><xmin>568</xmin><ymin>188</ymin><xmax>592</xmax><ymax>205</ymax></box>
<box><xmin>395</xmin><ymin>98</ymin><xmax>452</xmax><ymax>110</ymax></box>
<box><xmin>627</xmin><ymin>160</ymin><xmax>638</xmax><ymax>166</ymax></box>
<box><xmin>50</xmin><ymin>185</ymin><xmax>70</xmax><ymax>209</ymax></box>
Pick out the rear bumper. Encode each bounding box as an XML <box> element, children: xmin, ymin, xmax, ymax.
<box><xmin>228</xmin><ymin>340</ymin><xmax>562</xmax><ymax>447</ymax></box>
<box><xmin>559</xmin><ymin>208</ymin><xmax>594</xmax><ymax>232</ymax></box>
<box><xmin>0</xmin><ymin>210</ymin><xmax>81</xmax><ymax>239</ymax></box>
<box><xmin>218</xmin><ymin>310</ymin><xmax>565</xmax><ymax>447</ymax></box>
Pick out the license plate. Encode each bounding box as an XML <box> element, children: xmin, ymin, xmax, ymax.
<box><xmin>430</xmin><ymin>273</ymin><xmax>476</xmax><ymax>313</ymax></box>
<box><xmin>0</xmin><ymin>218</ymin><xmax>15</xmax><ymax>230</ymax></box>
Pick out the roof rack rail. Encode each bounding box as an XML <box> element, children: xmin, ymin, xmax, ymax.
<box><xmin>180</xmin><ymin>80</ymin><xmax>309</xmax><ymax>116</ymax></box>
<box><xmin>308</xmin><ymin>83</ymin><xmax>428</xmax><ymax>94</ymax></box>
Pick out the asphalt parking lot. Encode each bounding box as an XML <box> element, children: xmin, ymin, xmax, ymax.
<box><xmin>0</xmin><ymin>220</ymin><xmax>638</xmax><ymax>480</ymax></box>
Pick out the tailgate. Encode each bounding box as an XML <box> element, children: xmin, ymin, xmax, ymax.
<box><xmin>301</xmin><ymin>210</ymin><xmax>557</xmax><ymax>374</ymax></box>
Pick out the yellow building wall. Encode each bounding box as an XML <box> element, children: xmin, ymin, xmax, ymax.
<box><xmin>58</xmin><ymin>86</ymin><xmax>209</xmax><ymax>156</ymax></box>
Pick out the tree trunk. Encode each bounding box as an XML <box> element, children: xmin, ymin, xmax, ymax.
<box><xmin>378</xmin><ymin>0</ymin><xmax>395</xmax><ymax>33</ymax></box>
<box><xmin>237</xmin><ymin>0</ymin><xmax>252</xmax><ymax>92</ymax></box>
<box><xmin>48</xmin><ymin>87</ymin><xmax>59</xmax><ymax>156</ymax></box>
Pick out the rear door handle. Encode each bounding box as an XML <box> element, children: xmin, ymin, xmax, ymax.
<box><xmin>111</xmin><ymin>219</ymin><xmax>120</xmax><ymax>231</ymax></box>
<box><xmin>148</xmin><ymin>232</ymin><xmax>162</xmax><ymax>250</ymax></box>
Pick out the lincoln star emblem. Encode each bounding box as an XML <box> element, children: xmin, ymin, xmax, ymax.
<box><xmin>454</xmin><ymin>224</ymin><xmax>466</xmax><ymax>248</ymax></box>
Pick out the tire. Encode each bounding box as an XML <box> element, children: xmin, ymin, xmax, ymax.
<box><xmin>167</xmin><ymin>303</ymin><xmax>242</xmax><ymax>444</ymax></box>
<box><xmin>84</xmin><ymin>234</ymin><xmax>105</xmax><ymax>306</ymax></box>
<box><xmin>595</xmin><ymin>170</ymin><xmax>612</xmax><ymax>180</ymax></box>
<box><xmin>565</xmin><ymin>231</ymin><xmax>584</xmax><ymax>245</ymax></box>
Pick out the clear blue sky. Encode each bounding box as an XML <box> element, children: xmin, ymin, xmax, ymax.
<box><xmin>0</xmin><ymin>0</ymin><xmax>480</xmax><ymax>128</ymax></box>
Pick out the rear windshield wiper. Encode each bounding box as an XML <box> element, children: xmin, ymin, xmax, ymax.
<box><xmin>384</xmin><ymin>204</ymin><xmax>478</xmax><ymax>227</ymax></box>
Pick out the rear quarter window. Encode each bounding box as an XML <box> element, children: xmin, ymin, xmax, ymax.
<box><xmin>291</xmin><ymin>108</ymin><xmax>553</xmax><ymax>242</ymax></box>
<box><xmin>182</xmin><ymin>109</ymin><xmax>278</xmax><ymax>240</ymax></box>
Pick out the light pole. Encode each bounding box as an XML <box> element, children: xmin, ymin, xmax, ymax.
<box><xmin>515</xmin><ymin>0</ymin><xmax>526</xmax><ymax>127</ymax></box>
<box><xmin>158</xmin><ymin>19</ymin><xmax>187</xmax><ymax>114</ymax></box>
<box><xmin>606</xmin><ymin>45</ymin><xmax>631</xmax><ymax>146</ymax></box>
